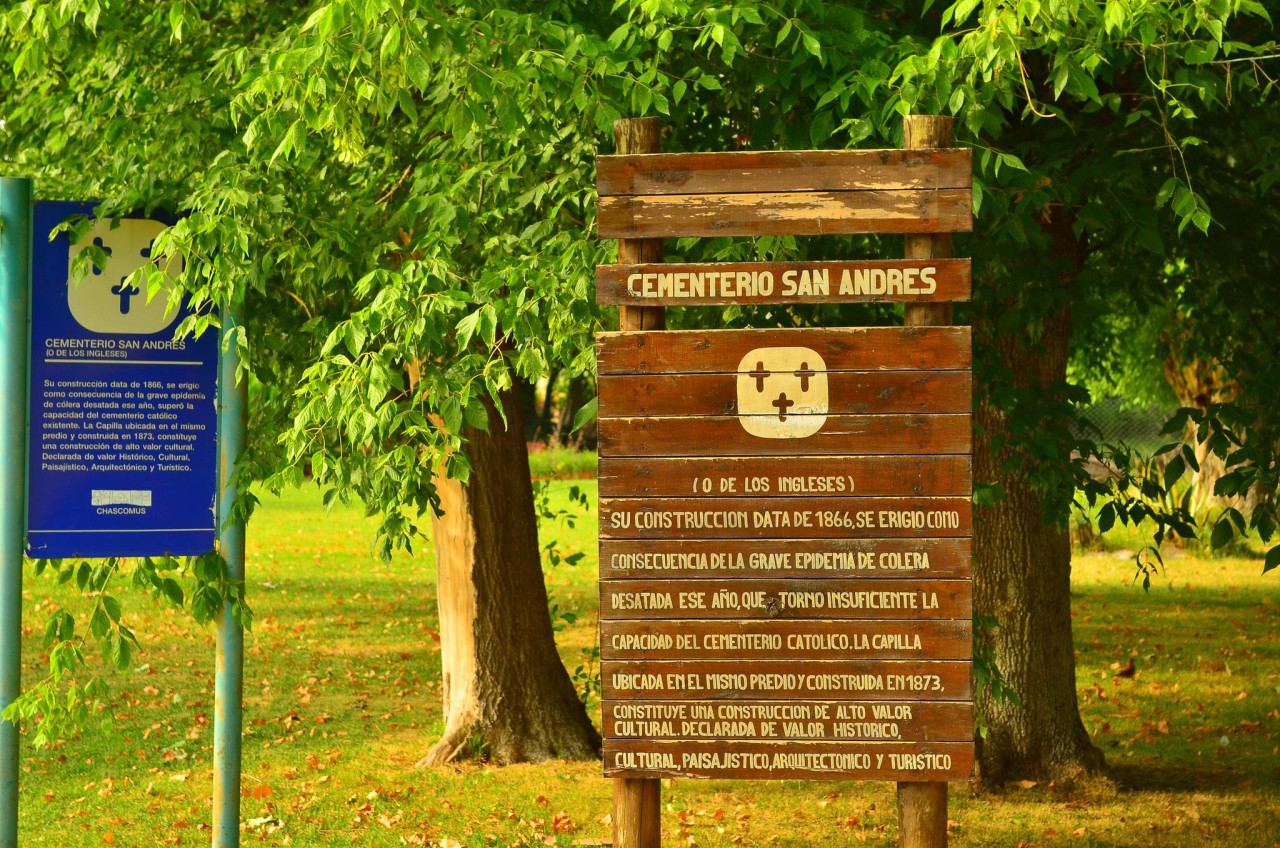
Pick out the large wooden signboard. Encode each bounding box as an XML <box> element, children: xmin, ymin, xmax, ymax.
<box><xmin>595</xmin><ymin>130</ymin><xmax>974</xmax><ymax>797</ymax></box>
<box><xmin>597</xmin><ymin>326</ymin><xmax>973</xmax><ymax>781</ymax></box>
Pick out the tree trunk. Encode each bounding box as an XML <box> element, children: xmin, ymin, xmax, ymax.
<box><xmin>556</xmin><ymin>375</ymin><xmax>587</xmax><ymax>447</ymax></box>
<box><xmin>537</xmin><ymin>365</ymin><xmax>561</xmax><ymax>441</ymax></box>
<box><xmin>973</xmin><ymin>211</ymin><xmax>1105</xmax><ymax>784</ymax></box>
<box><xmin>418</xmin><ymin>382</ymin><xmax>601</xmax><ymax>765</ymax></box>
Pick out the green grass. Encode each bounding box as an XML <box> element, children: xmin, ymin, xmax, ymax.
<box><xmin>528</xmin><ymin>446</ymin><xmax>598</xmax><ymax>480</ymax></box>
<box><xmin>13</xmin><ymin>482</ymin><xmax>1280</xmax><ymax>846</ymax></box>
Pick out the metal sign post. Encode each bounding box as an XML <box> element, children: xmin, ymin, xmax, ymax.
<box><xmin>213</xmin><ymin>307</ymin><xmax>247</xmax><ymax>848</ymax></box>
<box><xmin>0</xmin><ymin>176</ymin><xmax>33</xmax><ymax>848</ymax></box>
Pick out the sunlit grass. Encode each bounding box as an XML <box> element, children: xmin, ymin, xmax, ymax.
<box><xmin>14</xmin><ymin>481</ymin><xmax>1280</xmax><ymax>846</ymax></box>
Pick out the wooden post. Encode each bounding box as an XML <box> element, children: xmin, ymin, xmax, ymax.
<box><xmin>897</xmin><ymin>113</ymin><xmax>955</xmax><ymax>848</ymax></box>
<box><xmin>611</xmin><ymin>115</ymin><xmax>663</xmax><ymax>848</ymax></box>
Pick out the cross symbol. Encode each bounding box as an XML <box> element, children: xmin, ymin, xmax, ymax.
<box><xmin>89</xmin><ymin>237</ymin><xmax>113</xmax><ymax>275</ymax></box>
<box><xmin>112</xmin><ymin>279</ymin><xmax>140</xmax><ymax>314</ymax></box>
<box><xmin>794</xmin><ymin>362</ymin><xmax>816</xmax><ymax>391</ymax></box>
<box><xmin>747</xmin><ymin>361</ymin><xmax>771</xmax><ymax>392</ymax></box>
<box><xmin>772</xmin><ymin>392</ymin><xmax>794</xmax><ymax>421</ymax></box>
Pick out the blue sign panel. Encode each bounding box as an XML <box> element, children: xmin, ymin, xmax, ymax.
<box><xmin>26</xmin><ymin>201</ymin><xmax>219</xmax><ymax>558</ymax></box>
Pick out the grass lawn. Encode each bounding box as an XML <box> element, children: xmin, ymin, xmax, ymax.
<box><xmin>13</xmin><ymin>481</ymin><xmax>1280</xmax><ymax>846</ymax></box>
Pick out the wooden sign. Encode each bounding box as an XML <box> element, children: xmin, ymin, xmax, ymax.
<box><xmin>595</xmin><ymin>259</ymin><xmax>971</xmax><ymax>306</ymax></box>
<box><xmin>597</xmin><ymin>149</ymin><xmax>973</xmax><ymax>239</ymax></box>
<box><xmin>595</xmin><ymin>134</ymin><xmax>975</xmax><ymax>805</ymax></box>
<box><xmin>596</xmin><ymin>326</ymin><xmax>973</xmax><ymax>782</ymax></box>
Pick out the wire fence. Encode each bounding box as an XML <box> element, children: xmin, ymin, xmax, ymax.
<box><xmin>1076</xmin><ymin>397</ymin><xmax>1178</xmax><ymax>457</ymax></box>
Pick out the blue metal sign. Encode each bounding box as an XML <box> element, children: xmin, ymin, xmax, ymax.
<box><xmin>26</xmin><ymin>202</ymin><xmax>218</xmax><ymax>558</ymax></box>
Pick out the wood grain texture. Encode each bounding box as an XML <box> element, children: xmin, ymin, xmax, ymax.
<box><xmin>598</xmin><ymin>189</ymin><xmax>973</xmax><ymax>239</ymax></box>
<box><xmin>597</xmin><ymin>326</ymin><xmax>971</xmax><ymax>375</ymax></box>
<box><xmin>900</xmin><ymin>114</ymin><xmax>959</xmax><ymax>842</ymax></box>
<box><xmin>600</xmin><ymin>496</ymin><xmax>972</xmax><ymax>540</ymax></box>
<box><xmin>605</xmin><ymin>740</ymin><xmax>974</xmax><ymax>781</ymax></box>
<box><xmin>598</xmin><ymin>415</ymin><xmax>971</xmax><ymax>458</ymax></box>
<box><xmin>603</xmin><ymin>700</ymin><xmax>973</xmax><ymax>741</ymax></box>
<box><xmin>600</xmin><ymin>579</ymin><xmax>971</xmax><ymax>620</ymax></box>
<box><xmin>601</xmin><ymin>619</ymin><xmax>972</xmax><ymax>660</ymax></box>
<box><xmin>598</xmin><ymin>455</ymin><xmax>971</xmax><ymax>498</ymax></box>
<box><xmin>609</xmin><ymin>114</ymin><xmax>665</xmax><ymax>845</ymax></box>
<box><xmin>599</xmin><ymin>537</ymin><xmax>972</xmax><ymax>580</ymax></box>
<box><xmin>596</xmin><ymin>259</ymin><xmax>971</xmax><ymax>305</ymax></box>
<box><xmin>598</xmin><ymin>371</ymin><xmax>971</xmax><ymax>418</ymax></box>
<box><xmin>604</xmin><ymin>659</ymin><xmax>972</xmax><ymax>701</ymax></box>
<box><xmin>597</xmin><ymin>149</ymin><xmax>973</xmax><ymax>196</ymax></box>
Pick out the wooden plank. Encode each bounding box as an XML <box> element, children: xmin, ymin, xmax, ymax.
<box><xmin>599</xmin><ymin>538</ymin><xmax>972</xmax><ymax>580</ymax></box>
<box><xmin>597</xmin><ymin>327</ymin><xmax>971</xmax><ymax>375</ymax></box>
<box><xmin>601</xmin><ymin>496</ymin><xmax>971</xmax><ymax>541</ymax></box>
<box><xmin>600</xmin><ymin>579</ymin><xmax>971</xmax><ymax>621</ymax></box>
<box><xmin>603</xmin><ymin>700</ymin><xmax>973</xmax><ymax>742</ymax></box>
<box><xmin>604</xmin><ymin>659</ymin><xmax>971</xmax><ymax>701</ymax></box>
<box><xmin>598</xmin><ymin>456</ymin><xmax>971</xmax><ymax>499</ymax></box>
<box><xmin>598</xmin><ymin>371</ymin><xmax>971</xmax><ymax>418</ymax></box>
<box><xmin>595</xmin><ymin>259</ymin><xmax>971</xmax><ymax>305</ymax></box>
<box><xmin>597</xmin><ymin>189</ymin><xmax>972</xmax><ymax>239</ymax></box>
<box><xmin>598</xmin><ymin>415</ymin><xmax>970</xmax><ymax>458</ymax></box>
<box><xmin>597</xmin><ymin>149</ymin><xmax>973</xmax><ymax>196</ymax></box>
<box><xmin>604</xmin><ymin>740</ymin><xmax>973</xmax><ymax>781</ymax></box>
<box><xmin>601</xmin><ymin>619</ymin><xmax>972</xmax><ymax>660</ymax></box>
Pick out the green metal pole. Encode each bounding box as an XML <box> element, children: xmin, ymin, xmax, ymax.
<box><xmin>213</xmin><ymin>307</ymin><xmax>246</xmax><ymax>847</ymax></box>
<box><xmin>0</xmin><ymin>179</ymin><xmax>33</xmax><ymax>848</ymax></box>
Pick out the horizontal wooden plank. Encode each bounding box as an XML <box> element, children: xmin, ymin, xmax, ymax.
<box><xmin>597</xmin><ymin>327</ymin><xmax>971</xmax><ymax>375</ymax></box>
<box><xmin>603</xmin><ymin>700</ymin><xmax>973</xmax><ymax>743</ymax></box>
<box><xmin>597</xmin><ymin>189</ymin><xmax>973</xmax><ymax>239</ymax></box>
<box><xmin>597</xmin><ymin>149</ymin><xmax>973</xmax><ymax>196</ymax></box>
<box><xmin>601</xmin><ymin>619</ymin><xmax>972</xmax><ymax>661</ymax></box>
<box><xmin>603</xmin><ymin>659</ymin><xmax>972</xmax><ymax>701</ymax></box>
<box><xmin>600</xmin><ymin>497</ymin><xmax>972</xmax><ymax>540</ymax></box>
<box><xmin>599</xmin><ymin>538</ymin><xmax>972</xmax><ymax>580</ymax></box>
<box><xmin>603</xmin><ymin>739</ymin><xmax>974</xmax><ymax>781</ymax></box>
<box><xmin>598</xmin><ymin>415</ymin><xmax>971</xmax><ymax>458</ymax></box>
<box><xmin>598</xmin><ymin>371</ymin><xmax>971</xmax><ymax>418</ymax></box>
<box><xmin>595</xmin><ymin>259</ymin><xmax>971</xmax><ymax>305</ymax></box>
<box><xmin>598</xmin><ymin>456</ymin><xmax>971</xmax><ymax>499</ymax></box>
<box><xmin>600</xmin><ymin>579</ymin><xmax>970</xmax><ymax>621</ymax></box>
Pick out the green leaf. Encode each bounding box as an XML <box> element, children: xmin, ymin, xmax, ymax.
<box><xmin>456</xmin><ymin>310</ymin><xmax>482</xmax><ymax>347</ymax></box>
<box><xmin>1097</xmin><ymin>503</ymin><xmax>1116</xmax><ymax>533</ymax></box>
<box><xmin>571</xmin><ymin>397</ymin><xmax>597</xmax><ymax>433</ymax></box>
<box><xmin>1163</xmin><ymin>455</ymin><xmax>1185</xmax><ymax>489</ymax></box>
<box><xmin>102</xmin><ymin>595</ymin><xmax>122</xmax><ymax>623</ymax></box>
<box><xmin>1210</xmin><ymin>519</ymin><xmax>1233</xmax><ymax>550</ymax></box>
<box><xmin>1264</xmin><ymin>546</ymin><xmax>1280</xmax><ymax>574</ymax></box>
<box><xmin>161</xmin><ymin>578</ymin><xmax>184</xmax><ymax>607</ymax></box>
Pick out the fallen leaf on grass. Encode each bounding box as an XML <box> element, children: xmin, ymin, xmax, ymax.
<box><xmin>1014</xmin><ymin>780</ymin><xmax>1037</xmax><ymax>789</ymax></box>
<box><xmin>1072</xmin><ymin>826</ymin><xmax>1087</xmax><ymax>837</ymax></box>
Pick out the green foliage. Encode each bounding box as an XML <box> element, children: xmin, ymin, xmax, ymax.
<box><xmin>5</xmin><ymin>553</ymin><xmax>249</xmax><ymax>746</ymax></box>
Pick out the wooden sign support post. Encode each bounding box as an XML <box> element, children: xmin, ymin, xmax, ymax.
<box><xmin>597</xmin><ymin>115</ymin><xmax>973</xmax><ymax>848</ymax></box>
<box><xmin>897</xmin><ymin>115</ymin><xmax>956</xmax><ymax>848</ymax></box>
<box><xmin>611</xmin><ymin>115</ymin><xmax>664</xmax><ymax>848</ymax></box>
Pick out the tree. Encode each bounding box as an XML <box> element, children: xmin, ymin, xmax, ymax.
<box><xmin>5</xmin><ymin>0</ymin><xmax>1277</xmax><ymax>780</ymax></box>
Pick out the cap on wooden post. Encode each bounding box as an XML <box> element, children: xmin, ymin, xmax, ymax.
<box><xmin>613</xmin><ymin>117</ymin><xmax>665</xmax><ymax>332</ymax></box>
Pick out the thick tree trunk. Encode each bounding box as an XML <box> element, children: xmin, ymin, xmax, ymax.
<box><xmin>973</xmin><ymin>211</ymin><xmax>1105</xmax><ymax>784</ymax></box>
<box><xmin>418</xmin><ymin>383</ymin><xmax>601</xmax><ymax>765</ymax></box>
